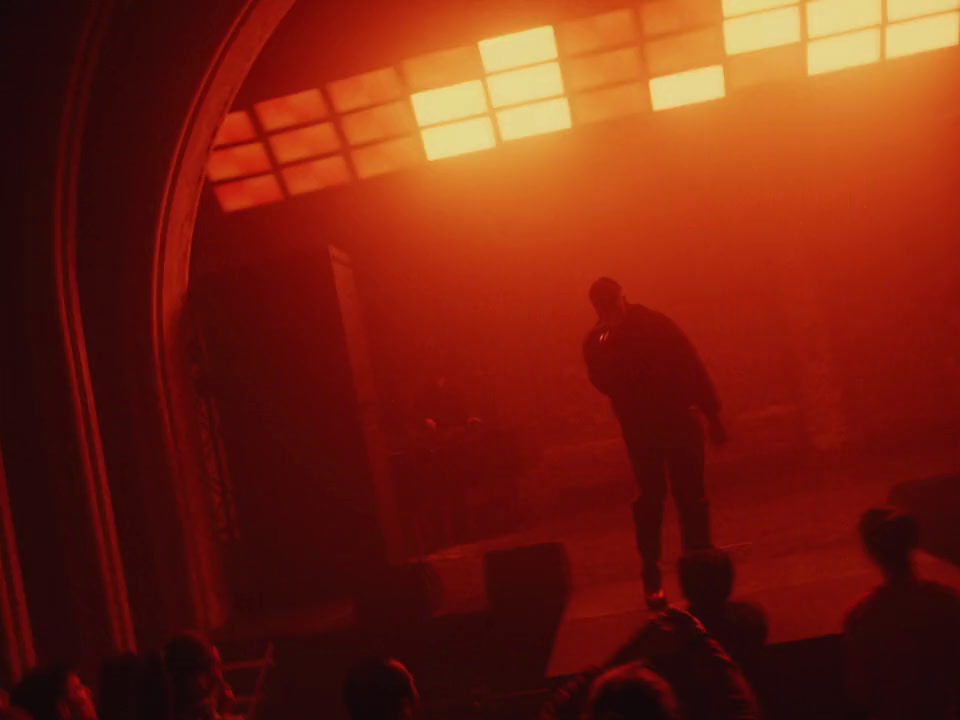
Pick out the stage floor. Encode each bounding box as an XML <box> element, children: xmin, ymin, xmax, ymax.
<box><xmin>423</xmin><ymin>439</ymin><xmax>960</xmax><ymax>676</ymax></box>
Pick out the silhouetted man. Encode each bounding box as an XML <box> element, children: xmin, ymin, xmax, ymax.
<box><xmin>343</xmin><ymin>658</ymin><xmax>419</xmax><ymax>720</ymax></box>
<box><xmin>844</xmin><ymin>508</ymin><xmax>960</xmax><ymax>720</ymax></box>
<box><xmin>583</xmin><ymin>277</ymin><xmax>726</xmax><ymax>608</ymax></box>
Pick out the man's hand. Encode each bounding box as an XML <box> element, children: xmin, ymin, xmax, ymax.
<box><xmin>707</xmin><ymin>416</ymin><xmax>728</xmax><ymax>445</ymax></box>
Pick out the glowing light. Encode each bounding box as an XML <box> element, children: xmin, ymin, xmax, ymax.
<box><xmin>327</xmin><ymin>68</ymin><xmax>404</xmax><ymax>113</ymax></box>
<box><xmin>496</xmin><ymin>97</ymin><xmax>572</xmax><ymax>141</ymax></box>
<box><xmin>807</xmin><ymin>27</ymin><xmax>881</xmax><ymax>75</ymax></box>
<box><xmin>565</xmin><ymin>48</ymin><xmax>643</xmax><ymax>92</ymax></box>
<box><xmin>420</xmin><ymin>116</ymin><xmax>497</xmax><ymax>160</ymax></box>
<box><xmin>723</xmin><ymin>6</ymin><xmax>801</xmax><ymax>55</ymax></box>
<box><xmin>570</xmin><ymin>82</ymin><xmax>647</xmax><ymax>124</ymax></box>
<box><xmin>557</xmin><ymin>9</ymin><xmax>637</xmax><ymax>56</ymax></box>
<box><xmin>486</xmin><ymin>62</ymin><xmax>564</xmax><ymax>108</ymax></box>
<box><xmin>411</xmin><ymin>81</ymin><xmax>488</xmax><ymax>127</ymax></box>
<box><xmin>478</xmin><ymin>26</ymin><xmax>558</xmax><ymax>73</ymax></box>
<box><xmin>254</xmin><ymin>90</ymin><xmax>327</xmax><ymax>131</ymax></box>
<box><xmin>214</xmin><ymin>173</ymin><xmax>283</xmax><ymax>211</ymax></box>
<box><xmin>649</xmin><ymin>65</ymin><xmax>725</xmax><ymax>111</ymax></box>
<box><xmin>886</xmin><ymin>11</ymin><xmax>960</xmax><ymax>58</ymax></box>
<box><xmin>887</xmin><ymin>0</ymin><xmax>959</xmax><ymax>22</ymax></box>
<box><xmin>645</xmin><ymin>27</ymin><xmax>725</xmax><ymax>77</ymax></box>
<box><xmin>351</xmin><ymin>136</ymin><xmax>423</xmax><ymax>178</ymax></box>
<box><xmin>341</xmin><ymin>101</ymin><xmax>416</xmax><ymax>146</ymax></box>
<box><xmin>207</xmin><ymin>142</ymin><xmax>271</xmax><ymax>181</ymax></box>
<box><xmin>642</xmin><ymin>0</ymin><xmax>722</xmax><ymax>37</ymax></box>
<box><xmin>267</xmin><ymin>123</ymin><xmax>340</xmax><ymax>164</ymax></box>
<box><xmin>281</xmin><ymin>156</ymin><xmax>352</xmax><ymax>195</ymax></box>
<box><xmin>722</xmin><ymin>0</ymin><xmax>796</xmax><ymax>18</ymax></box>
<box><xmin>806</xmin><ymin>0</ymin><xmax>881</xmax><ymax>39</ymax></box>
<box><xmin>213</xmin><ymin>111</ymin><xmax>256</xmax><ymax>147</ymax></box>
<box><xmin>402</xmin><ymin>46</ymin><xmax>483</xmax><ymax>92</ymax></box>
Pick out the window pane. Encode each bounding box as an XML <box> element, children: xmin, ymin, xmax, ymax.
<box><xmin>887</xmin><ymin>0</ymin><xmax>958</xmax><ymax>22</ymax></box>
<box><xmin>351</xmin><ymin>136</ymin><xmax>423</xmax><ymax>178</ymax></box>
<box><xmin>557</xmin><ymin>9</ymin><xmax>637</xmax><ymax>55</ymax></box>
<box><xmin>341</xmin><ymin>101</ymin><xmax>417</xmax><ymax>145</ymax></box>
<box><xmin>420</xmin><ymin>116</ymin><xmax>497</xmax><ymax>160</ymax></box>
<box><xmin>570</xmin><ymin>82</ymin><xmax>647</xmax><ymax>123</ymax></box>
<box><xmin>214</xmin><ymin>111</ymin><xmax>256</xmax><ymax>147</ymax></box>
<box><xmin>207</xmin><ymin>142</ymin><xmax>272</xmax><ymax>181</ymax></box>
<box><xmin>807</xmin><ymin>27</ymin><xmax>881</xmax><ymax>75</ymax></box>
<box><xmin>641</xmin><ymin>0</ymin><xmax>722</xmax><ymax>37</ymax></box>
<box><xmin>886</xmin><ymin>11</ymin><xmax>960</xmax><ymax>58</ymax></box>
<box><xmin>807</xmin><ymin>0</ymin><xmax>881</xmax><ymax>39</ymax></box>
<box><xmin>496</xmin><ymin>97</ymin><xmax>572</xmax><ymax>140</ymax></box>
<box><xmin>403</xmin><ymin>45</ymin><xmax>483</xmax><ymax>91</ymax></box>
<box><xmin>565</xmin><ymin>47</ymin><xmax>643</xmax><ymax>92</ymax></box>
<box><xmin>486</xmin><ymin>62</ymin><xmax>565</xmax><ymax>108</ymax></box>
<box><xmin>214</xmin><ymin>174</ymin><xmax>283</xmax><ymax>211</ymax></box>
<box><xmin>268</xmin><ymin>123</ymin><xmax>340</xmax><ymax>164</ymax></box>
<box><xmin>722</xmin><ymin>0</ymin><xmax>796</xmax><ymax>18</ymax></box>
<box><xmin>255</xmin><ymin>90</ymin><xmax>328</xmax><ymax>131</ymax></box>
<box><xmin>281</xmin><ymin>156</ymin><xmax>352</xmax><ymax>195</ymax></box>
<box><xmin>327</xmin><ymin>68</ymin><xmax>404</xmax><ymax>113</ymax></box>
<box><xmin>645</xmin><ymin>26</ymin><xmax>724</xmax><ymax>77</ymax></box>
<box><xmin>724</xmin><ymin>6</ymin><xmax>801</xmax><ymax>55</ymax></box>
<box><xmin>649</xmin><ymin>64</ymin><xmax>725</xmax><ymax>111</ymax></box>
<box><xmin>478</xmin><ymin>25</ymin><xmax>558</xmax><ymax>72</ymax></box>
<box><xmin>411</xmin><ymin>80</ymin><xmax>488</xmax><ymax>127</ymax></box>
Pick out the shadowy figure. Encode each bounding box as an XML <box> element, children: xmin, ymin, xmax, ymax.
<box><xmin>677</xmin><ymin>549</ymin><xmax>767</xmax><ymax>678</ymax></box>
<box><xmin>163</xmin><ymin>633</ymin><xmax>233</xmax><ymax>720</ymax></box>
<box><xmin>583</xmin><ymin>278</ymin><xmax>726</xmax><ymax>608</ymax></box>
<box><xmin>844</xmin><ymin>507</ymin><xmax>960</xmax><ymax>719</ymax></box>
<box><xmin>608</xmin><ymin>608</ymin><xmax>759</xmax><ymax>720</ymax></box>
<box><xmin>343</xmin><ymin>659</ymin><xmax>418</xmax><ymax>720</ymax></box>
<box><xmin>11</xmin><ymin>666</ymin><xmax>98</xmax><ymax>720</ymax></box>
<box><xmin>586</xmin><ymin>661</ymin><xmax>680</xmax><ymax>720</ymax></box>
<box><xmin>98</xmin><ymin>653</ymin><xmax>170</xmax><ymax>720</ymax></box>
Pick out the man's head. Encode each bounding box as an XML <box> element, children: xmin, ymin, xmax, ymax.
<box><xmin>343</xmin><ymin>658</ymin><xmax>418</xmax><ymax>720</ymax></box>
<box><xmin>678</xmin><ymin>549</ymin><xmax>735</xmax><ymax>612</ymax></box>
<box><xmin>11</xmin><ymin>666</ymin><xmax>97</xmax><ymax>720</ymax></box>
<box><xmin>586</xmin><ymin>662</ymin><xmax>679</xmax><ymax>720</ymax></box>
<box><xmin>859</xmin><ymin>507</ymin><xmax>919</xmax><ymax>578</ymax></box>
<box><xmin>589</xmin><ymin>278</ymin><xmax>626</xmax><ymax>325</ymax></box>
<box><xmin>164</xmin><ymin>632</ymin><xmax>229</xmax><ymax>713</ymax></box>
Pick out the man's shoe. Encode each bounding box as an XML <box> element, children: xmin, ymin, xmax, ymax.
<box><xmin>645</xmin><ymin>588</ymin><xmax>668</xmax><ymax>611</ymax></box>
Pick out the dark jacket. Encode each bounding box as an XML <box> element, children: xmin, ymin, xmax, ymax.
<box><xmin>583</xmin><ymin>304</ymin><xmax>720</xmax><ymax>431</ymax></box>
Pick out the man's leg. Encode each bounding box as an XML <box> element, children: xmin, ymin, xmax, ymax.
<box><xmin>623</xmin><ymin>428</ymin><xmax>668</xmax><ymax>594</ymax></box>
<box><xmin>667</xmin><ymin>439</ymin><xmax>712</xmax><ymax>553</ymax></box>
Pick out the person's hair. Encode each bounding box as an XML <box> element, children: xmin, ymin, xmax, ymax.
<box><xmin>678</xmin><ymin>549</ymin><xmax>735</xmax><ymax>610</ymax></box>
<box><xmin>859</xmin><ymin>507</ymin><xmax>919</xmax><ymax>574</ymax></box>
<box><xmin>586</xmin><ymin>662</ymin><xmax>679</xmax><ymax>720</ymax></box>
<box><xmin>163</xmin><ymin>631</ymin><xmax>220</xmax><ymax>711</ymax></box>
<box><xmin>589</xmin><ymin>278</ymin><xmax>622</xmax><ymax>312</ymax></box>
<box><xmin>342</xmin><ymin>658</ymin><xmax>417</xmax><ymax>720</ymax></box>
<box><xmin>11</xmin><ymin>666</ymin><xmax>73</xmax><ymax>720</ymax></box>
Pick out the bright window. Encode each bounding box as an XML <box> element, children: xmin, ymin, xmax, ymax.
<box><xmin>478</xmin><ymin>26</ymin><xmax>558</xmax><ymax>72</ymax></box>
<box><xmin>807</xmin><ymin>27</ymin><xmax>881</xmax><ymax>75</ymax></box>
<box><xmin>886</xmin><ymin>11</ymin><xmax>960</xmax><ymax>58</ymax></box>
<box><xmin>887</xmin><ymin>0</ymin><xmax>959</xmax><ymax>22</ymax></box>
<box><xmin>486</xmin><ymin>62</ymin><xmax>565</xmax><ymax>108</ymax></box>
<box><xmin>254</xmin><ymin>90</ymin><xmax>327</xmax><ymax>131</ymax></box>
<box><xmin>420</xmin><ymin>116</ymin><xmax>497</xmax><ymax>160</ymax></box>
<box><xmin>723</xmin><ymin>6</ymin><xmax>801</xmax><ymax>55</ymax></box>
<box><xmin>207</xmin><ymin>142</ymin><xmax>272</xmax><ymax>181</ymax></box>
<box><xmin>411</xmin><ymin>81</ymin><xmax>489</xmax><ymax>127</ymax></box>
<box><xmin>721</xmin><ymin>0</ymin><xmax>796</xmax><ymax>18</ymax></box>
<box><xmin>496</xmin><ymin>97</ymin><xmax>572</xmax><ymax>140</ymax></box>
<box><xmin>649</xmin><ymin>65</ymin><xmax>725</xmax><ymax>111</ymax></box>
<box><xmin>806</xmin><ymin>0</ymin><xmax>882</xmax><ymax>39</ymax></box>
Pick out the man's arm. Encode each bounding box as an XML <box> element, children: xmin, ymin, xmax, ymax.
<box><xmin>664</xmin><ymin>318</ymin><xmax>726</xmax><ymax>442</ymax></box>
<box><xmin>583</xmin><ymin>332</ymin><xmax>620</xmax><ymax>397</ymax></box>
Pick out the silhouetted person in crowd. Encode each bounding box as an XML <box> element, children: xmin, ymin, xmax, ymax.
<box><xmin>586</xmin><ymin>662</ymin><xmax>679</xmax><ymax>720</ymax></box>
<box><xmin>844</xmin><ymin>507</ymin><xmax>960</xmax><ymax>720</ymax></box>
<box><xmin>343</xmin><ymin>659</ymin><xmax>418</xmax><ymax>720</ymax></box>
<box><xmin>583</xmin><ymin>277</ymin><xmax>726</xmax><ymax>608</ymax></box>
<box><xmin>163</xmin><ymin>633</ymin><xmax>233</xmax><ymax>720</ymax></box>
<box><xmin>11</xmin><ymin>666</ymin><xmax>98</xmax><ymax>720</ymax></box>
<box><xmin>608</xmin><ymin>608</ymin><xmax>759</xmax><ymax>720</ymax></box>
<box><xmin>678</xmin><ymin>549</ymin><xmax>767</xmax><ymax>677</ymax></box>
<box><xmin>98</xmin><ymin>652</ymin><xmax>169</xmax><ymax>720</ymax></box>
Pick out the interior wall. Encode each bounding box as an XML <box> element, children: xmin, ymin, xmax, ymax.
<box><xmin>195</xmin><ymin>48</ymin><xmax>960</xmax><ymax>464</ymax></box>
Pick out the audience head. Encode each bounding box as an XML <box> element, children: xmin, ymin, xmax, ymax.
<box><xmin>678</xmin><ymin>549</ymin><xmax>735</xmax><ymax>612</ymax></box>
<box><xmin>11</xmin><ymin>666</ymin><xmax>97</xmax><ymax>720</ymax></box>
<box><xmin>163</xmin><ymin>632</ymin><xmax>228</xmax><ymax>717</ymax></box>
<box><xmin>343</xmin><ymin>658</ymin><xmax>418</xmax><ymax>720</ymax></box>
<box><xmin>589</xmin><ymin>278</ymin><xmax>625</xmax><ymax>322</ymax></box>
<box><xmin>859</xmin><ymin>507</ymin><xmax>919</xmax><ymax>578</ymax></box>
<box><xmin>586</xmin><ymin>662</ymin><xmax>679</xmax><ymax>720</ymax></box>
